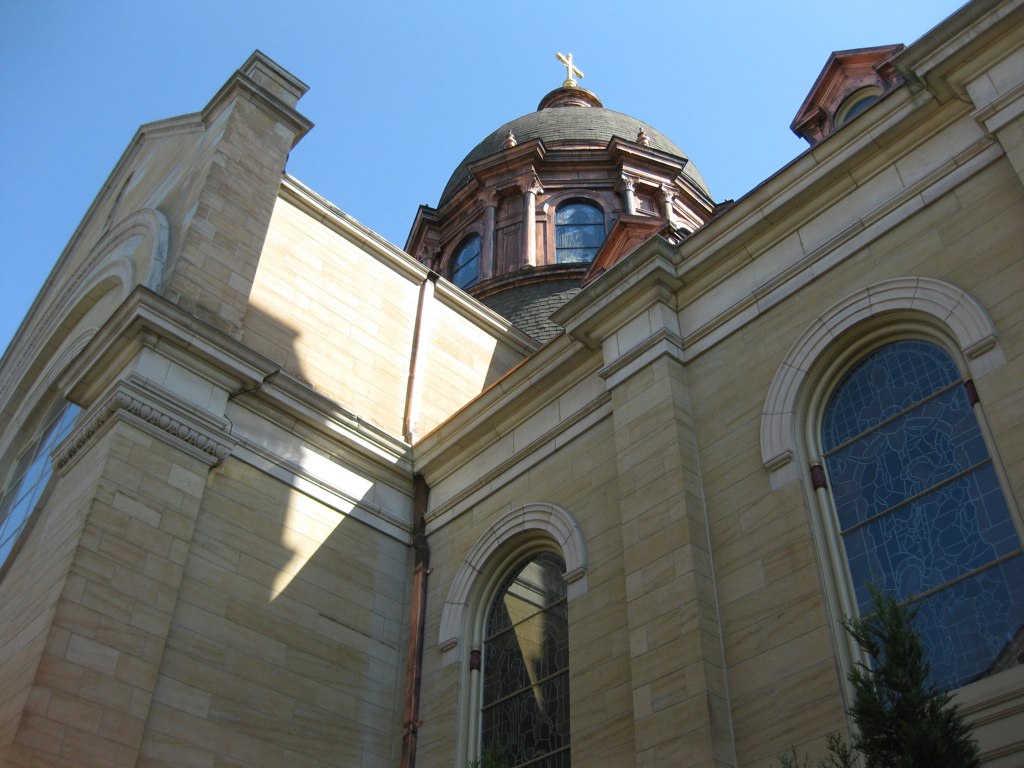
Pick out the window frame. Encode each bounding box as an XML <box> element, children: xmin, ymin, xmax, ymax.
<box><xmin>802</xmin><ymin>323</ymin><xmax>1024</xmax><ymax>694</ymax></box>
<box><xmin>478</xmin><ymin>548</ymin><xmax>571</xmax><ymax>768</ymax></box>
<box><xmin>834</xmin><ymin>86</ymin><xmax>883</xmax><ymax>129</ymax></box>
<box><xmin>449</xmin><ymin>233</ymin><xmax>482</xmax><ymax>290</ymax></box>
<box><xmin>463</xmin><ymin>536</ymin><xmax>568</xmax><ymax>766</ymax></box>
<box><xmin>0</xmin><ymin>397</ymin><xmax>79</xmax><ymax>579</ymax></box>
<box><xmin>554</xmin><ymin>200</ymin><xmax>606</xmax><ymax>265</ymax></box>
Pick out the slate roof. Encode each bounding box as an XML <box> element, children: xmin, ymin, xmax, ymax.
<box><xmin>439</xmin><ymin>107</ymin><xmax>709</xmax><ymax>205</ymax></box>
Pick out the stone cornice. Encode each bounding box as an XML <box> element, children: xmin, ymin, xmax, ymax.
<box><xmin>891</xmin><ymin>0</ymin><xmax>1024</xmax><ymax>102</ymax></box>
<box><xmin>423</xmin><ymin>390</ymin><xmax>612</xmax><ymax>532</ymax></box>
<box><xmin>412</xmin><ymin>335</ymin><xmax>600</xmax><ymax>481</ymax></box>
<box><xmin>201</xmin><ymin>53</ymin><xmax>313</xmax><ymax>147</ymax></box>
<box><xmin>59</xmin><ymin>286</ymin><xmax>279</xmax><ymax>405</ymax></box>
<box><xmin>55</xmin><ymin>376</ymin><xmax>235</xmax><ymax>474</ymax></box>
<box><xmin>552</xmin><ymin>234</ymin><xmax>683</xmax><ymax>349</ymax></box>
<box><xmin>241</xmin><ymin>369</ymin><xmax>414</xmax><ymax>475</ymax></box>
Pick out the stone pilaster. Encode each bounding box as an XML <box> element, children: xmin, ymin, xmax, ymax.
<box><xmin>1</xmin><ymin>288</ymin><xmax>265</xmax><ymax>767</ymax></box>
<box><xmin>619</xmin><ymin>174</ymin><xmax>637</xmax><ymax>216</ymax></box>
<box><xmin>518</xmin><ymin>173</ymin><xmax>543</xmax><ymax>268</ymax></box>
<box><xmin>599</xmin><ymin>299</ymin><xmax>734</xmax><ymax>767</ymax></box>
<box><xmin>481</xmin><ymin>189</ymin><xmax>498</xmax><ymax>280</ymax></box>
<box><xmin>161</xmin><ymin>53</ymin><xmax>312</xmax><ymax>339</ymax></box>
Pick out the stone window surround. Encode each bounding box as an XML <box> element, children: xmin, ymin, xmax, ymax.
<box><xmin>760</xmin><ymin>276</ymin><xmax>1004</xmax><ymax>490</ymax></box>
<box><xmin>761</xmin><ymin>275</ymin><xmax>1018</xmax><ymax>704</ymax></box>
<box><xmin>438</xmin><ymin>501</ymin><xmax>587</xmax><ymax>657</ymax></box>
<box><xmin>438</xmin><ymin>501</ymin><xmax>586</xmax><ymax>765</ymax></box>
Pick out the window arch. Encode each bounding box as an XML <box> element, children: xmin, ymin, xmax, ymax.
<box><xmin>555</xmin><ymin>202</ymin><xmax>604</xmax><ymax>264</ymax></box>
<box><xmin>450</xmin><ymin>234</ymin><xmax>481</xmax><ymax>290</ymax></box>
<box><xmin>816</xmin><ymin>337</ymin><xmax>1024</xmax><ymax>690</ymax></box>
<box><xmin>441</xmin><ymin>503</ymin><xmax>585</xmax><ymax>767</ymax></box>
<box><xmin>481</xmin><ymin>550</ymin><xmax>570</xmax><ymax>767</ymax></box>
<box><xmin>835</xmin><ymin>87</ymin><xmax>882</xmax><ymax>128</ymax></box>
<box><xmin>0</xmin><ymin>398</ymin><xmax>79</xmax><ymax>575</ymax></box>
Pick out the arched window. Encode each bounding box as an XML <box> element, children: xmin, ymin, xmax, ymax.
<box><xmin>835</xmin><ymin>87</ymin><xmax>882</xmax><ymax>128</ymax></box>
<box><xmin>481</xmin><ymin>551</ymin><xmax>570</xmax><ymax>767</ymax></box>
<box><xmin>820</xmin><ymin>339</ymin><xmax>1024</xmax><ymax>690</ymax></box>
<box><xmin>555</xmin><ymin>202</ymin><xmax>604</xmax><ymax>264</ymax></box>
<box><xmin>450</xmin><ymin>235</ymin><xmax>481</xmax><ymax>290</ymax></box>
<box><xmin>0</xmin><ymin>400</ymin><xmax>79</xmax><ymax>573</ymax></box>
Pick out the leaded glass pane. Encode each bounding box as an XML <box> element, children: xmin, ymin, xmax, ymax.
<box><xmin>451</xmin><ymin>235</ymin><xmax>481</xmax><ymax>290</ymax></box>
<box><xmin>555</xmin><ymin>205</ymin><xmax>603</xmax><ymax>226</ymax></box>
<box><xmin>555</xmin><ymin>203</ymin><xmax>603</xmax><ymax>264</ymax></box>
<box><xmin>822</xmin><ymin>340</ymin><xmax>960</xmax><ymax>450</ymax></box>
<box><xmin>0</xmin><ymin>401</ymin><xmax>79</xmax><ymax>572</ymax></box>
<box><xmin>910</xmin><ymin>554</ymin><xmax>1024</xmax><ymax>690</ymax></box>
<box><xmin>821</xmin><ymin>340</ymin><xmax>1022</xmax><ymax>690</ymax></box>
<box><xmin>827</xmin><ymin>386</ymin><xmax>989</xmax><ymax>531</ymax></box>
<box><xmin>842</xmin><ymin>465</ymin><xmax>1018</xmax><ymax>607</ymax></box>
<box><xmin>482</xmin><ymin>552</ymin><xmax>570</xmax><ymax>768</ymax></box>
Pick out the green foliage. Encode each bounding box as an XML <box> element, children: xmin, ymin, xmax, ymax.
<box><xmin>842</xmin><ymin>588</ymin><xmax>980</xmax><ymax>768</ymax></box>
<box><xmin>774</xmin><ymin>732</ymin><xmax>856</xmax><ymax>768</ymax></box>
<box><xmin>467</xmin><ymin>742</ymin><xmax>510</xmax><ymax>768</ymax></box>
<box><xmin>776</xmin><ymin>589</ymin><xmax>980</xmax><ymax>768</ymax></box>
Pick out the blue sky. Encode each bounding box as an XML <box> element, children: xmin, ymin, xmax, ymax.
<box><xmin>0</xmin><ymin>0</ymin><xmax>966</xmax><ymax>354</ymax></box>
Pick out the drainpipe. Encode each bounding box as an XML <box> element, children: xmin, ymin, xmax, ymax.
<box><xmin>404</xmin><ymin>272</ymin><xmax>438</xmax><ymax>444</ymax></box>
<box><xmin>400</xmin><ymin>474</ymin><xmax>431</xmax><ymax>768</ymax></box>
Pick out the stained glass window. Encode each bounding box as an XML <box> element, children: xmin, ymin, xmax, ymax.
<box><xmin>822</xmin><ymin>340</ymin><xmax>1024</xmax><ymax>690</ymax></box>
<box><xmin>0</xmin><ymin>400</ymin><xmax>79</xmax><ymax>573</ymax></box>
<box><xmin>555</xmin><ymin>203</ymin><xmax>604</xmax><ymax>264</ymax></box>
<box><xmin>451</xmin><ymin>235</ymin><xmax>481</xmax><ymax>290</ymax></box>
<box><xmin>482</xmin><ymin>551</ymin><xmax>570</xmax><ymax>768</ymax></box>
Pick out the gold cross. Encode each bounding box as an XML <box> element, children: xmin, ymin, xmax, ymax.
<box><xmin>556</xmin><ymin>52</ymin><xmax>583</xmax><ymax>87</ymax></box>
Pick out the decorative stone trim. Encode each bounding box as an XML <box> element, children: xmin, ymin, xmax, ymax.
<box><xmin>437</xmin><ymin>502</ymin><xmax>587</xmax><ymax>656</ymax></box>
<box><xmin>0</xmin><ymin>209</ymin><xmax>169</xmax><ymax>408</ymax></box>
<box><xmin>760</xmin><ymin>276</ymin><xmax>1002</xmax><ymax>486</ymax></box>
<box><xmin>55</xmin><ymin>378</ymin><xmax>234</xmax><ymax>474</ymax></box>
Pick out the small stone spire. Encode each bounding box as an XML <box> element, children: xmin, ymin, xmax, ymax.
<box><xmin>636</xmin><ymin>129</ymin><xmax>650</xmax><ymax>146</ymax></box>
<box><xmin>503</xmin><ymin>130</ymin><xmax>518</xmax><ymax>149</ymax></box>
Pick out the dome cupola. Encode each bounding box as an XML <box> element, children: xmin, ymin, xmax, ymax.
<box><xmin>406</xmin><ymin>55</ymin><xmax>716</xmax><ymax>343</ymax></box>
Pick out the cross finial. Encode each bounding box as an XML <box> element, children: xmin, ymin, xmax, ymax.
<box><xmin>556</xmin><ymin>52</ymin><xmax>583</xmax><ymax>88</ymax></box>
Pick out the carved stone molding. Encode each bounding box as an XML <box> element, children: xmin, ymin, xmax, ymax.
<box><xmin>480</xmin><ymin>188</ymin><xmax>500</xmax><ymax>208</ymax></box>
<box><xmin>760</xmin><ymin>276</ymin><xmax>1003</xmax><ymax>486</ymax></box>
<box><xmin>0</xmin><ymin>208</ymin><xmax>169</xmax><ymax>409</ymax></box>
<box><xmin>437</xmin><ymin>502</ymin><xmax>587</xmax><ymax>661</ymax></box>
<box><xmin>55</xmin><ymin>378</ymin><xmax>234</xmax><ymax>475</ymax></box>
<box><xmin>516</xmin><ymin>173</ymin><xmax>544</xmax><ymax>197</ymax></box>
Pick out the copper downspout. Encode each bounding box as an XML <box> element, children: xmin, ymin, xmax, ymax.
<box><xmin>400</xmin><ymin>474</ymin><xmax>431</xmax><ymax>768</ymax></box>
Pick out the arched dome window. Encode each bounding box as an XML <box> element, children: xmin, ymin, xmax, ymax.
<box><xmin>450</xmin><ymin>234</ymin><xmax>481</xmax><ymax>290</ymax></box>
<box><xmin>555</xmin><ymin>202</ymin><xmax>605</xmax><ymax>264</ymax></box>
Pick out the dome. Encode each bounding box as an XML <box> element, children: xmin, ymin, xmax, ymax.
<box><xmin>439</xmin><ymin>92</ymin><xmax>710</xmax><ymax>205</ymax></box>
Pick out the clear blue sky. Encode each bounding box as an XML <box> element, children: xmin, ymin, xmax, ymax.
<box><xmin>0</xmin><ymin>0</ymin><xmax>966</xmax><ymax>354</ymax></box>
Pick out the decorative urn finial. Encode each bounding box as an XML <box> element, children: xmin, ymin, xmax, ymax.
<box><xmin>503</xmin><ymin>130</ymin><xmax>518</xmax><ymax>149</ymax></box>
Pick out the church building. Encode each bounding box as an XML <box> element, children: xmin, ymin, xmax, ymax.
<box><xmin>1</xmin><ymin>1</ymin><xmax>1022</xmax><ymax>766</ymax></box>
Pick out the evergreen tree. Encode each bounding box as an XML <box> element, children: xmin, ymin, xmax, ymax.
<box><xmin>843</xmin><ymin>589</ymin><xmax>980</xmax><ymax>768</ymax></box>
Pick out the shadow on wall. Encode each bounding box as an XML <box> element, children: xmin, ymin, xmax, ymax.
<box><xmin>157</xmin><ymin>300</ymin><xmax>414</xmax><ymax>767</ymax></box>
